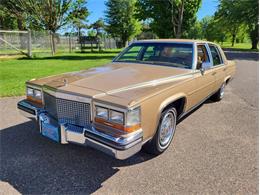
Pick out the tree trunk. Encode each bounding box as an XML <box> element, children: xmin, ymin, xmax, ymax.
<box><xmin>176</xmin><ymin>0</ymin><xmax>184</xmax><ymax>38</ymax></box>
<box><xmin>251</xmin><ymin>39</ymin><xmax>258</xmax><ymax>50</ymax></box>
<box><xmin>78</xmin><ymin>27</ymin><xmax>81</xmax><ymax>42</ymax></box>
<box><xmin>231</xmin><ymin>33</ymin><xmax>236</xmax><ymax>47</ymax></box>
<box><xmin>170</xmin><ymin>0</ymin><xmax>176</xmax><ymax>38</ymax></box>
<box><xmin>250</xmin><ymin>25</ymin><xmax>259</xmax><ymax>49</ymax></box>
<box><xmin>121</xmin><ymin>34</ymin><xmax>128</xmax><ymax>48</ymax></box>
<box><xmin>50</xmin><ymin>31</ymin><xmax>56</xmax><ymax>55</ymax></box>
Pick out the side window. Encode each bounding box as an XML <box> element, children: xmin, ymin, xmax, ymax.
<box><xmin>119</xmin><ymin>46</ymin><xmax>142</xmax><ymax>61</ymax></box>
<box><xmin>197</xmin><ymin>44</ymin><xmax>210</xmax><ymax>69</ymax></box>
<box><xmin>209</xmin><ymin>45</ymin><xmax>222</xmax><ymax>66</ymax></box>
<box><xmin>142</xmin><ymin>46</ymin><xmax>156</xmax><ymax>61</ymax></box>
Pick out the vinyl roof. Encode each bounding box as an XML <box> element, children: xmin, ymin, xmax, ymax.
<box><xmin>135</xmin><ymin>39</ymin><xmax>215</xmax><ymax>44</ymax></box>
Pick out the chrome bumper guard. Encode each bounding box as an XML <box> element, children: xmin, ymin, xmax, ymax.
<box><xmin>17</xmin><ymin>100</ymin><xmax>143</xmax><ymax>160</ymax></box>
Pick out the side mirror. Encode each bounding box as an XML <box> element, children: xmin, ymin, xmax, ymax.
<box><xmin>200</xmin><ymin>62</ymin><xmax>211</xmax><ymax>75</ymax></box>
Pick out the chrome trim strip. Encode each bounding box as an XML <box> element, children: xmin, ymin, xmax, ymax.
<box><xmin>106</xmin><ymin>73</ymin><xmax>193</xmax><ymax>95</ymax></box>
<box><xmin>17</xmin><ymin>100</ymin><xmax>41</xmax><ymax>119</ymax></box>
<box><xmin>84</xmin><ymin>127</ymin><xmax>143</xmax><ymax>146</ymax></box>
<box><xmin>94</xmin><ymin>102</ymin><xmax>126</xmax><ymax>113</ymax></box>
<box><xmin>60</xmin><ymin>124</ymin><xmax>69</xmax><ymax>144</ymax></box>
<box><xmin>43</xmin><ymin>87</ymin><xmax>92</xmax><ymax>104</ymax></box>
<box><xmin>85</xmin><ymin>137</ymin><xmax>142</xmax><ymax>160</ymax></box>
<box><xmin>66</xmin><ymin>130</ymin><xmax>85</xmax><ymax>144</ymax></box>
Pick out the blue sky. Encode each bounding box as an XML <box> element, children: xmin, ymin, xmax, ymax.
<box><xmin>87</xmin><ymin>0</ymin><xmax>219</xmax><ymax>24</ymax></box>
<box><xmin>197</xmin><ymin>0</ymin><xmax>219</xmax><ymax>20</ymax></box>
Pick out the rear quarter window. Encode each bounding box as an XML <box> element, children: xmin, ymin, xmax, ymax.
<box><xmin>209</xmin><ymin>45</ymin><xmax>223</xmax><ymax>66</ymax></box>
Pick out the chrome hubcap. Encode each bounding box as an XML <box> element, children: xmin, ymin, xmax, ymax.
<box><xmin>159</xmin><ymin>111</ymin><xmax>176</xmax><ymax>149</ymax></box>
<box><xmin>220</xmin><ymin>83</ymin><xmax>225</xmax><ymax>98</ymax></box>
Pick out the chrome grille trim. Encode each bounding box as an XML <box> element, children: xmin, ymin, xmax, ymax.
<box><xmin>43</xmin><ymin>91</ymin><xmax>91</xmax><ymax>128</ymax></box>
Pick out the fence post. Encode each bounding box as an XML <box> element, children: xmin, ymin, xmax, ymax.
<box><xmin>69</xmin><ymin>35</ymin><xmax>72</xmax><ymax>53</ymax></box>
<box><xmin>27</xmin><ymin>30</ymin><xmax>32</xmax><ymax>58</ymax></box>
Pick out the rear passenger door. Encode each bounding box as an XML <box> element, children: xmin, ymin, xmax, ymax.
<box><xmin>208</xmin><ymin>44</ymin><xmax>226</xmax><ymax>92</ymax></box>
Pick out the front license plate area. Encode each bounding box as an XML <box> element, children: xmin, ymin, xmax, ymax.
<box><xmin>41</xmin><ymin>122</ymin><xmax>60</xmax><ymax>142</ymax></box>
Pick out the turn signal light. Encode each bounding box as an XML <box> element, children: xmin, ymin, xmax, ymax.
<box><xmin>94</xmin><ymin>117</ymin><xmax>141</xmax><ymax>133</ymax></box>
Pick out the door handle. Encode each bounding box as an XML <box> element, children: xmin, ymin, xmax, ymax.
<box><xmin>212</xmin><ymin>72</ymin><xmax>216</xmax><ymax>76</ymax></box>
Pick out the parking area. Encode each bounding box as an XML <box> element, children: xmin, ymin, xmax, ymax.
<box><xmin>0</xmin><ymin>52</ymin><xmax>258</xmax><ymax>194</ymax></box>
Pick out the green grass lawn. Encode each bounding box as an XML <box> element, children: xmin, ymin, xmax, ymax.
<box><xmin>0</xmin><ymin>50</ymin><xmax>121</xmax><ymax>97</ymax></box>
<box><xmin>220</xmin><ymin>42</ymin><xmax>258</xmax><ymax>52</ymax></box>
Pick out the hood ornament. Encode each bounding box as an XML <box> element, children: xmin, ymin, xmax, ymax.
<box><xmin>63</xmin><ymin>78</ymin><xmax>68</xmax><ymax>86</ymax></box>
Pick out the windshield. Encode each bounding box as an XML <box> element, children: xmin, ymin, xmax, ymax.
<box><xmin>114</xmin><ymin>42</ymin><xmax>194</xmax><ymax>69</ymax></box>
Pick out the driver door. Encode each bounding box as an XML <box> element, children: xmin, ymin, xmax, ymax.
<box><xmin>189</xmin><ymin>44</ymin><xmax>216</xmax><ymax>106</ymax></box>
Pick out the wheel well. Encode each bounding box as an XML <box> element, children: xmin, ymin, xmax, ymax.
<box><xmin>226</xmin><ymin>77</ymin><xmax>230</xmax><ymax>85</ymax></box>
<box><xmin>226</xmin><ymin>78</ymin><xmax>230</xmax><ymax>84</ymax></box>
<box><xmin>162</xmin><ymin>97</ymin><xmax>186</xmax><ymax>117</ymax></box>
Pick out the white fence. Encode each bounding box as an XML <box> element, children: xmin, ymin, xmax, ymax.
<box><xmin>0</xmin><ymin>30</ymin><xmax>118</xmax><ymax>57</ymax></box>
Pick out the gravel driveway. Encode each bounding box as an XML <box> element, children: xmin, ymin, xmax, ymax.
<box><xmin>0</xmin><ymin>52</ymin><xmax>258</xmax><ymax>194</ymax></box>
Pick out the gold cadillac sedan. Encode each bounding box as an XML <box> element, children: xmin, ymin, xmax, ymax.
<box><xmin>17</xmin><ymin>39</ymin><xmax>236</xmax><ymax>159</ymax></box>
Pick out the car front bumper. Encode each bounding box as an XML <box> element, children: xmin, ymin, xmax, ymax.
<box><xmin>17</xmin><ymin>100</ymin><xmax>143</xmax><ymax>160</ymax></box>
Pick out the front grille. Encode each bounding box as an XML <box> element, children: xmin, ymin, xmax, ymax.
<box><xmin>44</xmin><ymin>92</ymin><xmax>91</xmax><ymax>128</ymax></box>
<box><xmin>44</xmin><ymin>92</ymin><xmax>57</xmax><ymax>118</ymax></box>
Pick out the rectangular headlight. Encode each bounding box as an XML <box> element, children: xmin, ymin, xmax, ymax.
<box><xmin>27</xmin><ymin>87</ymin><xmax>34</xmax><ymax>96</ymax></box>
<box><xmin>96</xmin><ymin>106</ymin><xmax>108</xmax><ymax>119</ymax></box>
<box><xmin>110</xmin><ymin>110</ymin><xmax>124</xmax><ymax>124</ymax></box>
<box><xmin>34</xmin><ymin>89</ymin><xmax>42</xmax><ymax>99</ymax></box>
<box><xmin>26</xmin><ymin>86</ymin><xmax>43</xmax><ymax>104</ymax></box>
<box><xmin>126</xmin><ymin>107</ymin><xmax>141</xmax><ymax>126</ymax></box>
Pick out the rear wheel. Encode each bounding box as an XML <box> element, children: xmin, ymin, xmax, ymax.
<box><xmin>144</xmin><ymin>107</ymin><xmax>177</xmax><ymax>155</ymax></box>
<box><xmin>211</xmin><ymin>83</ymin><xmax>225</xmax><ymax>101</ymax></box>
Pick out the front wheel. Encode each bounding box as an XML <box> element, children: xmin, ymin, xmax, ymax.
<box><xmin>211</xmin><ymin>83</ymin><xmax>225</xmax><ymax>101</ymax></box>
<box><xmin>143</xmin><ymin>107</ymin><xmax>177</xmax><ymax>155</ymax></box>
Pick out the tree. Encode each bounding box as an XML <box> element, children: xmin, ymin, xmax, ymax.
<box><xmin>87</xmin><ymin>30</ymin><xmax>96</xmax><ymax>37</ymax></box>
<box><xmin>25</xmin><ymin>0</ymin><xmax>74</xmax><ymax>54</ymax></box>
<box><xmin>0</xmin><ymin>5</ymin><xmax>18</xmax><ymax>30</ymax></box>
<box><xmin>68</xmin><ymin>0</ymin><xmax>89</xmax><ymax>40</ymax></box>
<box><xmin>105</xmin><ymin>0</ymin><xmax>141</xmax><ymax>47</ymax></box>
<box><xmin>238</xmin><ymin>0</ymin><xmax>258</xmax><ymax>49</ymax></box>
<box><xmin>216</xmin><ymin>0</ymin><xmax>258</xmax><ymax>49</ymax></box>
<box><xmin>91</xmin><ymin>19</ymin><xmax>105</xmax><ymax>37</ymax></box>
<box><xmin>136</xmin><ymin>0</ymin><xmax>201</xmax><ymax>38</ymax></box>
<box><xmin>204</xmin><ymin>17</ymin><xmax>226</xmax><ymax>43</ymax></box>
<box><xmin>215</xmin><ymin>0</ymin><xmax>243</xmax><ymax>47</ymax></box>
<box><xmin>91</xmin><ymin>19</ymin><xmax>105</xmax><ymax>51</ymax></box>
<box><xmin>3</xmin><ymin>0</ymin><xmax>89</xmax><ymax>54</ymax></box>
<box><xmin>1</xmin><ymin>0</ymin><xmax>29</xmax><ymax>49</ymax></box>
<box><xmin>1</xmin><ymin>0</ymin><xmax>27</xmax><ymax>30</ymax></box>
<box><xmin>185</xmin><ymin>20</ymin><xmax>202</xmax><ymax>39</ymax></box>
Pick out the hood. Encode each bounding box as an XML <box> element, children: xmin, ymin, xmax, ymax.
<box><xmin>30</xmin><ymin>62</ymin><xmax>193</xmax><ymax>106</ymax></box>
<box><xmin>70</xmin><ymin>63</ymin><xmax>190</xmax><ymax>91</ymax></box>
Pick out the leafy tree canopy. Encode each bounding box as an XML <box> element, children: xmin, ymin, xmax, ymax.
<box><xmin>136</xmin><ymin>0</ymin><xmax>202</xmax><ymax>38</ymax></box>
<box><xmin>105</xmin><ymin>0</ymin><xmax>141</xmax><ymax>47</ymax></box>
<box><xmin>216</xmin><ymin>0</ymin><xmax>258</xmax><ymax>49</ymax></box>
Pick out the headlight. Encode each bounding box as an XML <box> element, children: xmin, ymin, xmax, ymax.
<box><xmin>34</xmin><ymin>89</ymin><xmax>42</xmax><ymax>99</ymax></box>
<box><xmin>26</xmin><ymin>86</ymin><xmax>43</xmax><ymax>104</ymax></box>
<box><xmin>27</xmin><ymin>87</ymin><xmax>34</xmax><ymax>96</ymax></box>
<box><xmin>96</xmin><ymin>106</ymin><xmax>108</xmax><ymax>119</ymax></box>
<box><xmin>110</xmin><ymin>110</ymin><xmax>124</xmax><ymax>124</ymax></box>
<box><xmin>94</xmin><ymin>104</ymin><xmax>141</xmax><ymax>133</ymax></box>
<box><xmin>126</xmin><ymin>107</ymin><xmax>141</xmax><ymax>126</ymax></box>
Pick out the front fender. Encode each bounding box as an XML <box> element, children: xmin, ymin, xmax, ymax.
<box><xmin>146</xmin><ymin>93</ymin><xmax>187</xmax><ymax>137</ymax></box>
<box><xmin>158</xmin><ymin>93</ymin><xmax>187</xmax><ymax>114</ymax></box>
